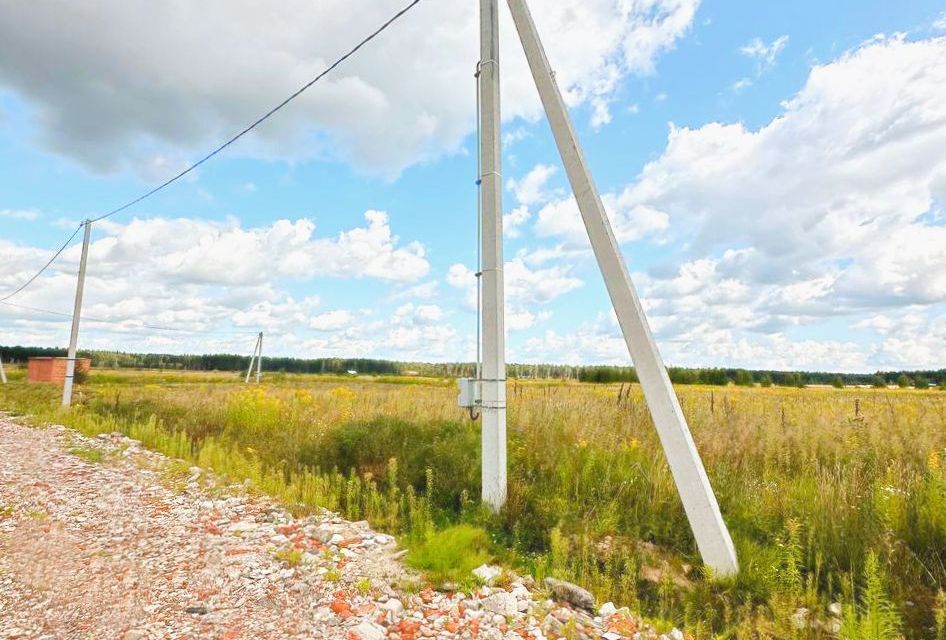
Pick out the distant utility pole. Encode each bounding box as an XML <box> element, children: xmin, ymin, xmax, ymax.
<box><xmin>479</xmin><ymin>0</ymin><xmax>507</xmax><ymax>511</ymax></box>
<box><xmin>506</xmin><ymin>0</ymin><xmax>739</xmax><ymax>576</ymax></box>
<box><xmin>0</xmin><ymin>352</ymin><xmax>7</xmax><ymax>384</ymax></box>
<box><xmin>256</xmin><ymin>332</ymin><xmax>263</xmax><ymax>383</ymax></box>
<box><xmin>245</xmin><ymin>332</ymin><xmax>263</xmax><ymax>384</ymax></box>
<box><xmin>62</xmin><ymin>220</ymin><xmax>92</xmax><ymax>407</ymax></box>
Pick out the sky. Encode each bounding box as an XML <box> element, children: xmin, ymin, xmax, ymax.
<box><xmin>1</xmin><ymin>0</ymin><xmax>945</xmax><ymax>373</ymax></box>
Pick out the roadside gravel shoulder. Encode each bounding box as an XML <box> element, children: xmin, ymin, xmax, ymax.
<box><xmin>0</xmin><ymin>416</ymin><xmax>673</xmax><ymax>640</ymax></box>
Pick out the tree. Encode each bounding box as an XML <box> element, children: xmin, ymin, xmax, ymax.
<box><xmin>896</xmin><ymin>373</ymin><xmax>912</xmax><ymax>388</ymax></box>
<box><xmin>760</xmin><ymin>374</ymin><xmax>773</xmax><ymax>388</ymax></box>
<box><xmin>780</xmin><ymin>372</ymin><xmax>804</xmax><ymax>388</ymax></box>
<box><xmin>734</xmin><ymin>369</ymin><xmax>754</xmax><ymax>386</ymax></box>
<box><xmin>914</xmin><ymin>375</ymin><xmax>929</xmax><ymax>389</ymax></box>
<box><xmin>831</xmin><ymin>375</ymin><xmax>844</xmax><ymax>389</ymax></box>
<box><xmin>871</xmin><ymin>374</ymin><xmax>887</xmax><ymax>388</ymax></box>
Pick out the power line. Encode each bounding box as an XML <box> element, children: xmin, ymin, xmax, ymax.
<box><xmin>0</xmin><ymin>0</ymin><xmax>426</xmax><ymax>304</ymax></box>
<box><xmin>0</xmin><ymin>299</ymin><xmax>260</xmax><ymax>336</ymax></box>
<box><xmin>0</xmin><ymin>222</ymin><xmax>85</xmax><ymax>303</ymax></box>
<box><xmin>89</xmin><ymin>0</ymin><xmax>424</xmax><ymax>224</ymax></box>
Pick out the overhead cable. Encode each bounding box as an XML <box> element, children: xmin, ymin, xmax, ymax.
<box><xmin>0</xmin><ymin>0</ymin><xmax>426</xmax><ymax>303</ymax></box>
<box><xmin>0</xmin><ymin>222</ymin><xmax>85</xmax><ymax>303</ymax></box>
<box><xmin>88</xmin><ymin>0</ymin><xmax>424</xmax><ymax>224</ymax></box>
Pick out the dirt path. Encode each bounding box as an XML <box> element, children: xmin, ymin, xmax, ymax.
<box><xmin>0</xmin><ymin>417</ymin><xmax>661</xmax><ymax>640</ymax></box>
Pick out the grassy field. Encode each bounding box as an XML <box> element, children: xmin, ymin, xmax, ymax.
<box><xmin>1</xmin><ymin>367</ymin><xmax>944</xmax><ymax>639</ymax></box>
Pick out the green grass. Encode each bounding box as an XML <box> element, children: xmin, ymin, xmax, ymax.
<box><xmin>406</xmin><ymin>525</ymin><xmax>492</xmax><ymax>587</ymax></box>
<box><xmin>1</xmin><ymin>370</ymin><xmax>943</xmax><ymax>638</ymax></box>
<box><xmin>274</xmin><ymin>548</ymin><xmax>303</xmax><ymax>567</ymax></box>
<box><xmin>67</xmin><ymin>445</ymin><xmax>105</xmax><ymax>463</ymax></box>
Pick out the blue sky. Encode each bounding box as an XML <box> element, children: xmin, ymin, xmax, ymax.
<box><xmin>1</xmin><ymin>1</ymin><xmax>945</xmax><ymax>372</ymax></box>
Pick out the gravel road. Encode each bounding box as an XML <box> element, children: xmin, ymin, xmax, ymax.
<box><xmin>0</xmin><ymin>417</ymin><xmax>664</xmax><ymax>640</ymax></box>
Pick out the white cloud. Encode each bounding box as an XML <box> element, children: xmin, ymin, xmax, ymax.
<box><xmin>855</xmin><ymin>309</ymin><xmax>946</xmax><ymax>369</ymax></box>
<box><xmin>0</xmin><ymin>212</ymin><xmax>430</xmax><ymax>353</ymax></box>
<box><xmin>0</xmin><ymin>209</ymin><xmax>40</xmax><ymax>221</ymax></box>
<box><xmin>387</xmin><ymin>280</ymin><xmax>440</xmax><ymax>302</ymax></box>
<box><xmin>502</xmin><ymin>127</ymin><xmax>530</xmax><ymax>148</ymax></box>
<box><xmin>622</xmin><ymin>34</ymin><xmax>946</xmax><ymax>314</ymax></box>
<box><xmin>506</xmin><ymin>258</ymin><xmax>583</xmax><ymax>305</ymax></box>
<box><xmin>90</xmin><ymin>210</ymin><xmax>428</xmax><ymax>286</ymax></box>
<box><xmin>534</xmin><ymin>195</ymin><xmax>669</xmax><ymax>245</ymax></box>
<box><xmin>393</xmin><ymin>302</ymin><xmax>445</xmax><ymax>325</ymax></box>
<box><xmin>507</xmin><ymin>164</ymin><xmax>557</xmax><ymax>206</ymax></box>
<box><xmin>507</xmin><ymin>308</ymin><xmax>552</xmax><ymax>332</ymax></box>
<box><xmin>934</xmin><ymin>12</ymin><xmax>946</xmax><ymax>31</ymax></box>
<box><xmin>446</xmin><ymin>258</ymin><xmax>581</xmax><ymax>333</ymax></box>
<box><xmin>503</xmin><ymin>206</ymin><xmax>532</xmax><ymax>239</ymax></box>
<box><xmin>309</xmin><ymin>309</ymin><xmax>355</xmax><ymax>331</ymax></box>
<box><xmin>508</xmin><ymin>36</ymin><xmax>946</xmax><ymax>371</ymax></box>
<box><xmin>0</xmin><ymin>0</ymin><xmax>699</xmax><ymax>177</ymax></box>
<box><xmin>516</xmin><ymin>35</ymin><xmax>946</xmax><ymax>370</ymax></box>
<box><xmin>739</xmin><ymin>35</ymin><xmax>789</xmax><ymax>74</ymax></box>
<box><xmin>518</xmin><ymin>311</ymin><xmax>875</xmax><ymax>371</ymax></box>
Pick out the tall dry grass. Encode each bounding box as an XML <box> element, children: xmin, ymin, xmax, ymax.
<box><xmin>2</xmin><ymin>369</ymin><xmax>945</xmax><ymax>638</ymax></box>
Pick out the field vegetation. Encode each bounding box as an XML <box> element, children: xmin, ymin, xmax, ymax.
<box><xmin>1</xmin><ymin>366</ymin><xmax>945</xmax><ymax>638</ymax></box>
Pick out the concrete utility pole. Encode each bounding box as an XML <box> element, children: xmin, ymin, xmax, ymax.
<box><xmin>255</xmin><ymin>332</ymin><xmax>263</xmax><ymax>384</ymax></box>
<box><xmin>62</xmin><ymin>220</ymin><xmax>92</xmax><ymax>407</ymax></box>
<box><xmin>479</xmin><ymin>0</ymin><xmax>507</xmax><ymax>511</ymax></box>
<box><xmin>245</xmin><ymin>333</ymin><xmax>261</xmax><ymax>384</ymax></box>
<box><xmin>0</xmin><ymin>352</ymin><xmax>7</xmax><ymax>384</ymax></box>
<box><xmin>505</xmin><ymin>0</ymin><xmax>738</xmax><ymax>576</ymax></box>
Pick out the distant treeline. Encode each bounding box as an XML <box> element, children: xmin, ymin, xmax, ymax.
<box><xmin>0</xmin><ymin>346</ymin><xmax>398</xmax><ymax>376</ymax></box>
<box><xmin>1</xmin><ymin>345</ymin><xmax>943</xmax><ymax>388</ymax></box>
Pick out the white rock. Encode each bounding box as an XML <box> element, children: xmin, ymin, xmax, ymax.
<box><xmin>482</xmin><ymin>592</ymin><xmax>518</xmax><ymax>617</ymax></box>
<box><xmin>230</xmin><ymin>520</ymin><xmax>259</xmax><ymax>532</ymax></box>
<box><xmin>351</xmin><ymin>621</ymin><xmax>386</xmax><ymax>640</ymax></box>
<box><xmin>382</xmin><ymin>599</ymin><xmax>404</xmax><ymax>615</ymax></box>
<box><xmin>670</xmin><ymin>629</ymin><xmax>684</xmax><ymax>640</ymax></box>
<box><xmin>473</xmin><ymin>563</ymin><xmax>503</xmax><ymax>586</ymax></box>
<box><xmin>511</xmin><ymin>584</ymin><xmax>531</xmax><ymax>599</ymax></box>
<box><xmin>790</xmin><ymin>608</ymin><xmax>809</xmax><ymax>630</ymax></box>
<box><xmin>598</xmin><ymin>602</ymin><xmax>617</xmax><ymax>618</ymax></box>
<box><xmin>828</xmin><ymin>602</ymin><xmax>842</xmax><ymax>617</ymax></box>
<box><xmin>601</xmin><ymin>633</ymin><xmax>622</xmax><ymax>640</ymax></box>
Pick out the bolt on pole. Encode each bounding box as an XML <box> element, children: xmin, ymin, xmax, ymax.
<box><xmin>505</xmin><ymin>0</ymin><xmax>738</xmax><ymax>576</ymax></box>
<box><xmin>62</xmin><ymin>220</ymin><xmax>92</xmax><ymax>408</ymax></box>
<box><xmin>479</xmin><ymin>0</ymin><xmax>507</xmax><ymax>511</ymax></box>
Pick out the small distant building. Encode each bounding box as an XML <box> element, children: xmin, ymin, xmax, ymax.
<box><xmin>27</xmin><ymin>357</ymin><xmax>91</xmax><ymax>384</ymax></box>
<box><xmin>346</xmin><ymin>369</ymin><xmax>358</xmax><ymax>376</ymax></box>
